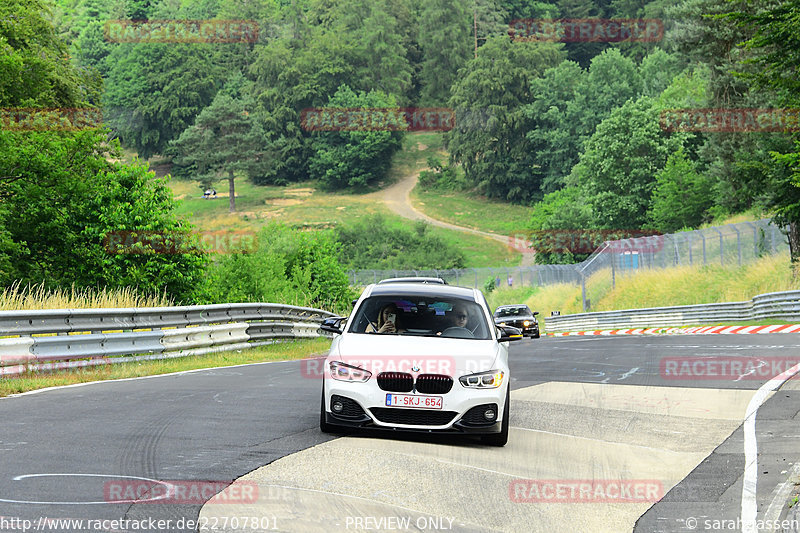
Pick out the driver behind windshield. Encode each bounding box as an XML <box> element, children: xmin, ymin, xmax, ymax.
<box><xmin>449</xmin><ymin>303</ymin><xmax>469</xmax><ymax>329</ymax></box>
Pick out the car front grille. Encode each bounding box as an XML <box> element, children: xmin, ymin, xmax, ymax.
<box><xmin>459</xmin><ymin>403</ymin><xmax>499</xmax><ymax>426</ymax></box>
<box><xmin>415</xmin><ymin>374</ymin><xmax>453</xmax><ymax>394</ymax></box>
<box><xmin>370</xmin><ymin>407</ymin><xmax>457</xmax><ymax>426</ymax></box>
<box><xmin>330</xmin><ymin>395</ymin><xmax>367</xmax><ymax>419</ymax></box>
<box><xmin>377</xmin><ymin>372</ymin><xmax>414</xmax><ymax>392</ymax></box>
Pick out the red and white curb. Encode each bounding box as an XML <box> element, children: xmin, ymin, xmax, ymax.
<box><xmin>546</xmin><ymin>324</ymin><xmax>800</xmax><ymax>337</ymax></box>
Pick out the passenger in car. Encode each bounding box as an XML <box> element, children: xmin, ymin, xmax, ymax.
<box><xmin>365</xmin><ymin>303</ymin><xmax>405</xmax><ymax>333</ymax></box>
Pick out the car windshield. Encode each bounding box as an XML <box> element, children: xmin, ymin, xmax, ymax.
<box><xmin>495</xmin><ymin>306</ymin><xmax>530</xmax><ymax>317</ymax></box>
<box><xmin>348</xmin><ymin>295</ymin><xmax>491</xmax><ymax>340</ymax></box>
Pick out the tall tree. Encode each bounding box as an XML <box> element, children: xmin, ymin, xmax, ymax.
<box><xmin>308</xmin><ymin>85</ymin><xmax>403</xmax><ymax>190</ymax></box>
<box><xmin>525</xmin><ymin>49</ymin><xmax>643</xmax><ymax>192</ymax></box>
<box><xmin>170</xmin><ymin>89</ymin><xmax>265</xmax><ymax>213</ymax></box>
<box><xmin>569</xmin><ymin>96</ymin><xmax>683</xmax><ymax>229</ymax></box>
<box><xmin>250</xmin><ymin>27</ymin><xmax>358</xmax><ymax>183</ymax></box>
<box><xmin>418</xmin><ymin>0</ymin><xmax>472</xmax><ymax>105</ymax></box>
<box><xmin>104</xmin><ymin>42</ymin><xmax>223</xmax><ymax>159</ymax></box>
<box><xmin>0</xmin><ymin>0</ymin><xmax>99</xmax><ymax>107</ymax></box>
<box><xmin>447</xmin><ymin>35</ymin><xmax>564</xmax><ymax>202</ymax></box>
<box><xmin>727</xmin><ymin>0</ymin><xmax>800</xmax><ymax>264</ymax></box>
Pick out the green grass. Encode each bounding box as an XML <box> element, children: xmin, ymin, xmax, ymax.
<box><xmin>411</xmin><ymin>188</ymin><xmax>533</xmax><ymax>236</ymax></box>
<box><xmin>0</xmin><ymin>338</ymin><xmax>331</xmax><ymax>397</ymax></box>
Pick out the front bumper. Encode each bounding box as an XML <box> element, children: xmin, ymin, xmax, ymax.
<box><xmin>324</xmin><ymin>382</ymin><xmax>507</xmax><ymax>435</ymax></box>
<box><xmin>324</xmin><ymin>411</ymin><xmax>502</xmax><ymax>434</ymax></box>
<box><xmin>497</xmin><ymin>322</ymin><xmax>538</xmax><ymax>336</ymax></box>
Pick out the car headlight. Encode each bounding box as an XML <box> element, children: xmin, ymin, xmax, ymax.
<box><xmin>329</xmin><ymin>361</ymin><xmax>371</xmax><ymax>383</ymax></box>
<box><xmin>523</xmin><ymin>320</ymin><xmax>530</xmax><ymax>326</ymax></box>
<box><xmin>459</xmin><ymin>370</ymin><xmax>504</xmax><ymax>389</ymax></box>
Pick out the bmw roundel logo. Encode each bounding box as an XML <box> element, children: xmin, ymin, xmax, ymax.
<box><xmin>411</xmin><ymin>365</ymin><xmax>420</xmax><ymax>373</ymax></box>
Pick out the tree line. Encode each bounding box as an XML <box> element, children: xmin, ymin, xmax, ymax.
<box><xmin>1</xmin><ymin>0</ymin><xmax>798</xmax><ymax>307</ymax></box>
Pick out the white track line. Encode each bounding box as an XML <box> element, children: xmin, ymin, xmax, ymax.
<box><xmin>741</xmin><ymin>362</ymin><xmax>800</xmax><ymax>533</ymax></box>
<box><xmin>0</xmin><ymin>357</ymin><xmax>311</xmax><ymax>400</ymax></box>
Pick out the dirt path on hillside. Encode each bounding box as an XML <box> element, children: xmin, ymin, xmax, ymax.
<box><xmin>373</xmin><ymin>151</ymin><xmax>536</xmax><ymax>266</ymax></box>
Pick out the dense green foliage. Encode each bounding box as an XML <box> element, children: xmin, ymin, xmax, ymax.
<box><xmin>201</xmin><ymin>224</ymin><xmax>354</xmax><ymax>313</ymax></box>
<box><xmin>309</xmin><ymin>86</ymin><xmax>403</xmax><ymax>190</ymax></box>
<box><xmin>3</xmin><ymin>0</ymin><xmax>799</xmax><ymax>287</ymax></box>
<box><xmin>336</xmin><ymin>215</ymin><xmax>466</xmax><ymax>270</ymax></box>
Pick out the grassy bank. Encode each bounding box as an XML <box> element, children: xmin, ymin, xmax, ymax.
<box><xmin>515</xmin><ymin>254</ymin><xmax>798</xmax><ymax>329</ymax></box>
<box><xmin>0</xmin><ymin>338</ymin><xmax>331</xmax><ymax>397</ymax></box>
<box><xmin>411</xmin><ymin>188</ymin><xmax>532</xmax><ymax>236</ymax></box>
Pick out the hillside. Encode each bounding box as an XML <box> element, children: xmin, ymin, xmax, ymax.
<box><xmin>166</xmin><ymin>133</ymin><xmax>524</xmax><ymax>269</ymax></box>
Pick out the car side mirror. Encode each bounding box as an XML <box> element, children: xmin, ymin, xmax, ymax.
<box><xmin>498</xmin><ymin>325</ymin><xmax>523</xmax><ymax>342</ymax></box>
<box><xmin>351</xmin><ymin>298</ymin><xmax>358</xmax><ymax>307</ymax></box>
<box><xmin>321</xmin><ymin>316</ymin><xmax>347</xmax><ymax>335</ymax></box>
<box><xmin>532</xmin><ymin>311</ymin><xmax>539</xmax><ymax>316</ymax></box>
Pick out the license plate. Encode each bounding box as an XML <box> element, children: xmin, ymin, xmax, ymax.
<box><xmin>385</xmin><ymin>394</ymin><xmax>443</xmax><ymax>410</ymax></box>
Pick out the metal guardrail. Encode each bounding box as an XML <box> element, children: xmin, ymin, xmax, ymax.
<box><xmin>0</xmin><ymin>304</ymin><xmax>337</xmax><ymax>377</ymax></box>
<box><xmin>544</xmin><ymin>290</ymin><xmax>800</xmax><ymax>332</ymax></box>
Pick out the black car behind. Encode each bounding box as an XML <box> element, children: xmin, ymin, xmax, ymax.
<box><xmin>493</xmin><ymin>304</ymin><xmax>540</xmax><ymax>338</ymax></box>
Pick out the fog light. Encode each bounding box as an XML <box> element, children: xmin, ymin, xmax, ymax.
<box><xmin>484</xmin><ymin>409</ymin><xmax>496</xmax><ymax>420</ymax></box>
<box><xmin>332</xmin><ymin>401</ymin><xmax>344</xmax><ymax>413</ymax></box>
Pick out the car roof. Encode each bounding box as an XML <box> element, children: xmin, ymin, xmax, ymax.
<box><xmin>496</xmin><ymin>304</ymin><xmax>530</xmax><ymax>309</ymax></box>
<box><xmin>367</xmin><ymin>282</ymin><xmax>478</xmax><ymax>301</ymax></box>
<box><xmin>377</xmin><ymin>277</ymin><xmax>447</xmax><ymax>285</ymax></box>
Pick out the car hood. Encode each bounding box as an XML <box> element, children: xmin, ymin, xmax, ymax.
<box><xmin>331</xmin><ymin>334</ymin><xmax>501</xmax><ymax>377</ymax></box>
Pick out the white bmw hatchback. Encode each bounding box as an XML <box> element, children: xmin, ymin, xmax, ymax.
<box><xmin>319</xmin><ymin>282</ymin><xmax>521</xmax><ymax>446</ymax></box>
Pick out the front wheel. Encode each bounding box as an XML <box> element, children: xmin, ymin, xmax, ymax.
<box><xmin>320</xmin><ymin>385</ymin><xmax>334</xmax><ymax>433</ymax></box>
<box><xmin>481</xmin><ymin>388</ymin><xmax>509</xmax><ymax>447</ymax></box>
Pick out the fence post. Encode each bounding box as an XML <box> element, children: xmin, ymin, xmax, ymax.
<box><xmin>580</xmin><ymin>268</ymin><xmax>588</xmax><ymax>312</ymax></box>
<box><xmin>744</xmin><ymin>221</ymin><xmax>757</xmax><ymax>259</ymax></box>
<box><xmin>611</xmin><ymin>251</ymin><xmax>616</xmax><ymax>289</ymax></box>
<box><xmin>733</xmin><ymin>225</ymin><xmax>741</xmax><ymax>265</ymax></box>
<box><xmin>713</xmin><ymin>228</ymin><xmax>724</xmax><ymax>265</ymax></box>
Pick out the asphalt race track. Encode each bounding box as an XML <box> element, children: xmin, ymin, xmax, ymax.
<box><xmin>2</xmin><ymin>334</ymin><xmax>800</xmax><ymax>532</ymax></box>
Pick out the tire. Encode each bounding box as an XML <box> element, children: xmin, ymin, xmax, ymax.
<box><xmin>319</xmin><ymin>385</ymin><xmax>335</xmax><ymax>434</ymax></box>
<box><xmin>482</xmin><ymin>388</ymin><xmax>510</xmax><ymax>447</ymax></box>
